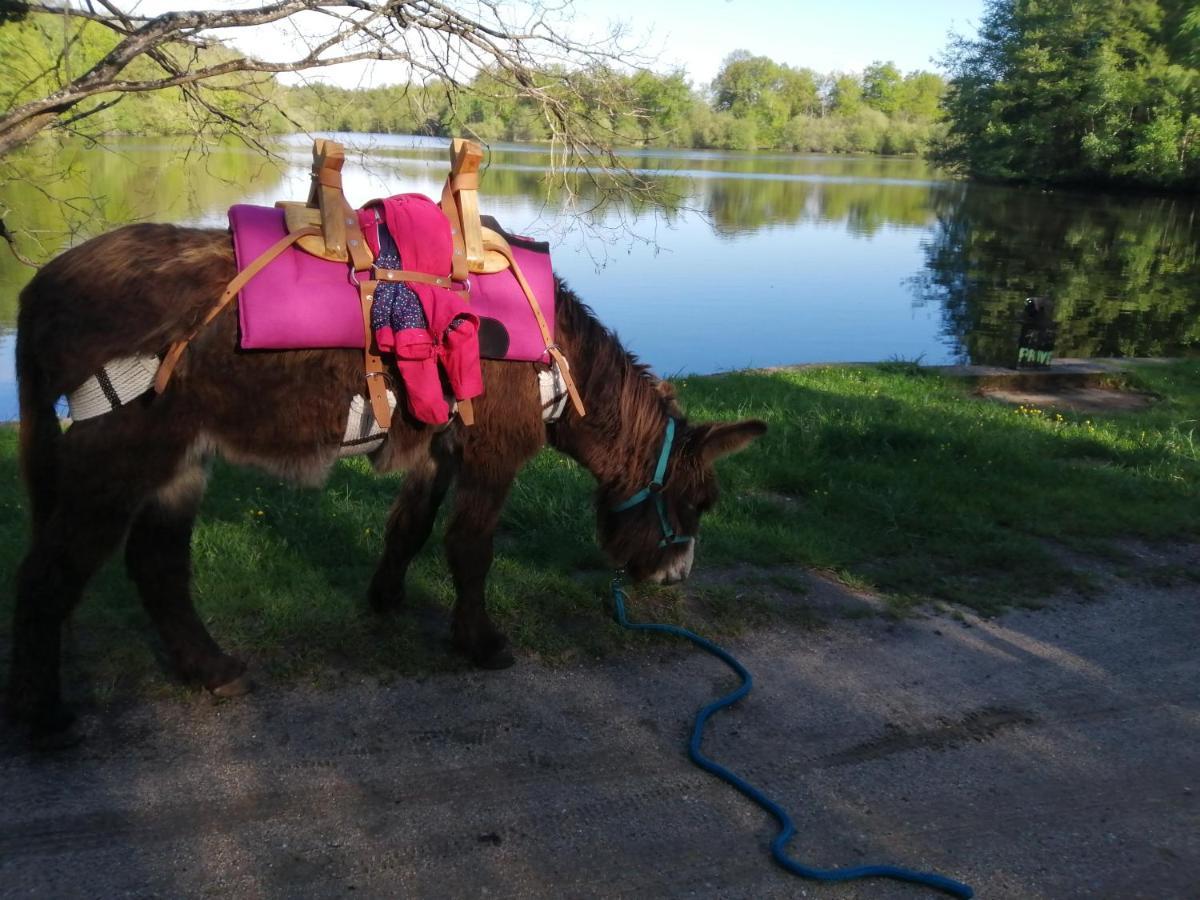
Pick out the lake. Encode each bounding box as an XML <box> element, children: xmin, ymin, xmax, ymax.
<box><xmin>2</xmin><ymin>134</ymin><xmax>1198</xmax><ymax>421</ymax></box>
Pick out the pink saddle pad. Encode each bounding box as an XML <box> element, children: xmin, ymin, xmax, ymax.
<box><xmin>229</xmin><ymin>204</ymin><xmax>555</xmax><ymax>361</ymax></box>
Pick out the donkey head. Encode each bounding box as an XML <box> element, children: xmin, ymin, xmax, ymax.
<box><xmin>597</xmin><ymin>416</ymin><xmax>767</xmax><ymax>584</ymax></box>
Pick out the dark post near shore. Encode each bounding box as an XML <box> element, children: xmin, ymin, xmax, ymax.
<box><xmin>1017</xmin><ymin>296</ymin><xmax>1056</xmax><ymax>368</ymax></box>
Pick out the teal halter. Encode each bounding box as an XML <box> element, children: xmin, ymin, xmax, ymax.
<box><xmin>612</xmin><ymin>418</ymin><xmax>694</xmax><ymax>548</ymax></box>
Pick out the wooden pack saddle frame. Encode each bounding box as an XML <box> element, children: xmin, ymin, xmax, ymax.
<box><xmin>156</xmin><ymin>138</ymin><xmax>584</xmax><ymax>431</ymax></box>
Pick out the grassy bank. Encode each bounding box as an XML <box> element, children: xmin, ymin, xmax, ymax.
<box><xmin>1</xmin><ymin>361</ymin><xmax>1198</xmax><ymax>698</ymax></box>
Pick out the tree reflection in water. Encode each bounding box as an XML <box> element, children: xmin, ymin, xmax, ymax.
<box><xmin>912</xmin><ymin>183</ymin><xmax>1200</xmax><ymax>366</ymax></box>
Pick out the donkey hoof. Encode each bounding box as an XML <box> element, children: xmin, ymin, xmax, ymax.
<box><xmin>209</xmin><ymin>673</ymin><xmax>255</xmax><ymax>699</ymax></box>
<box><xmin>471</xmin><ymin>642</ymin><xmax>515</xmax><ymax>670</ymax></box>
<box><xmin>478</xmin><ymin>648</ymin><xmax>515</xmax><ymax>670</ymax></box>
<box><xmin>368</xmin><ymin>584</ymin><xmax>405</xmax><ymax>615</ymax></box>
<box><xmin>453</xmin><ymin>628</ymin><xmax>515</xmax><ymax>670</ymax></box>
<box><xmin>31</xmin><ymin>721</ymin><xmax>86</xmax><ymax>752</ymax></box>
<box><xmin>25</xmin><ymin>706</ymin><xmax>85</xmax><ymax>751</ymax></box>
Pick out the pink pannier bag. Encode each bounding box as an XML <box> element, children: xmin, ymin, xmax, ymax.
<box><xmin>229</xmin><ymin>203</ymin><xmax>556</xmax><ymax>362</ymax></box>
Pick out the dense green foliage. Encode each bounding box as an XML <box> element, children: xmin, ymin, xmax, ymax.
<box><xmin>282</xmin><ymin>54</ymin><xmax>947</xmax><ymax>154</ymax></box>
<box><xmin>0</xmin><ymin>14</ymin><xmax>291</xmax><ymax>138</ymax></box>
<box><xmin>0</xmin><ymin>0</ymin><xmax>28</xmax><ymax>25</ymax></box>
<box><xmin>939</xmin><ymin>0</ymin><xmax>1200</xmax><ymax>188</ymax></box>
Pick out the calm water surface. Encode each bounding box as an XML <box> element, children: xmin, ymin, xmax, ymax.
<box><xmin>1</xmin><ymin>134</ymin><xmax>1197</xmax><ymax>420</ymax></box>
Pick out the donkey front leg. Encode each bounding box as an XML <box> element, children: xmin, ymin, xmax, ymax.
<box><xmin>444</xmin><ymin>462</ymin><xmax>519</xmax><ymax>670</ymax></box>
<box><xmin>368</xmin><ymin>431</ymin><xmax>460</xmax><ymax>613</ymax></box>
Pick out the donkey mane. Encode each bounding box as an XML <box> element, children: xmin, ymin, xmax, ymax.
<box><xmin>551</xmin><ymin>280</ymin><xmax>679</xmax><ymax>492</ymax></box>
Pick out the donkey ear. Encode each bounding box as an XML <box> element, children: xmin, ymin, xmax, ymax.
<box><xmin>700</xmin><ymin>420</ymin><xmax>768</xmax><ymax>463</ymax></box>
<box><xmin>657</xmin><ymin>379</ymin><xmax>685</xmax><ymax>415</ymax></box>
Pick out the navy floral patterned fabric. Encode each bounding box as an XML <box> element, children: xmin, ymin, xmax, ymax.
<box><xmin>370</xmin><ymin>223</ymin><xmax>427</xmax><ymax>334</ymax></box>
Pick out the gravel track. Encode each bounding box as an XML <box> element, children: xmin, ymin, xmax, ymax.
<box><xmin>1</xmin><ymin>574</ymin><xmax>1197</xmax><ymax>899</ymax></box>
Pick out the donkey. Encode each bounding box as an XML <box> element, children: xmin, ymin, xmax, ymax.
<box><xmin>7</xmin><ymin>222</ymin><xmax>766</xmax><ymax>735</ymax></box>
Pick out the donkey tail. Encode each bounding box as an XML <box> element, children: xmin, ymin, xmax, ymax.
<box><xmin>16</xmin><ymin>279</ymin><xmax>61</xmax><ymax>533</ymax></box>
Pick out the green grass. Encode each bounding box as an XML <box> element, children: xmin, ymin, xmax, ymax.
<box><xmin>2</xmin><ymin>360</ymin><xmax>1198</xmax><ymax>695</ymax></box>
<box><xmin>679</xmin><ymin>361</ymin><xmax>1200</xmax><ymax>605</ymax></box>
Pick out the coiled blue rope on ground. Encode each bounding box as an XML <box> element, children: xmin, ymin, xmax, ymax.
<box><xmin>609</xmin><ymin>575</ymin><xmax>974</xmax><ymax>899</ymax></box>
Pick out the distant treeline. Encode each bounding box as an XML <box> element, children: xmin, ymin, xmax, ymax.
<box><xmin>283</xmin><ymin>55</ymin><xmax>947</xmax><ymax>156</ymax></box>
<box><xmin>0</xmin><ymin>15</ymin><xmax>944</xmax><ymax>156</ymax></box>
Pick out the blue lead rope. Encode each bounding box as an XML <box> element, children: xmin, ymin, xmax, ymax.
<box><xmin>609</xmin><ymin>576</ymin><xmax>974</xmax><ymax>899</ymax></box>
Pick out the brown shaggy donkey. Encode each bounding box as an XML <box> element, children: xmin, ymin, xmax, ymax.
<box><xmin>8</xmin><ymin>223</ymin><xmax>766</xmax><ymax>736</ymax></box>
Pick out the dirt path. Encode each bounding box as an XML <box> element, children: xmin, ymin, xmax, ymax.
<box><xmin>2</xmin><ymin>574</ymin><xmax>1197</xmax><ymax>899</ymax></box>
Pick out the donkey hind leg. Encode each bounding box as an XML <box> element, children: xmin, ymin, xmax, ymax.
<box><xmin>8</xmin><ymin>502</ymin><xmax>133</xmax><ymax>734</ymax></box>
<box><xmin>7</xmin><ymin>449</ymin><xmax>177</xmax><ymax>734</ymax></box>
<box><xmin>124</xmin><ymin>464</ymin><xmax>251</xmax><ymax>697</ymax></box>
<box><xmin>367</xmin><ymin>429</ymin><xmax>460</xmax><ymax>614</ymax></box>
<box><xmin>444</xmin><ymin>460</ymin><xmax>520</xmax><ymax>670</ymax></box>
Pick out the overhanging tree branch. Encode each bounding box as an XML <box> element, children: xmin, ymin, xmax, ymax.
<box><xmin>1</xmin><ymin>1</ymin><xmax>645</xmax><ymax>156</ymax></box>
<box><xmin>0</xmin><ymin>0</ymin><xmax>671</xmax><ymax>264</ymax></box>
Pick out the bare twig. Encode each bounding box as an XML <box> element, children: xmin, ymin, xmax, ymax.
<box><xmin>0</xmin><ymin>215</ymin><xmax>42</xmax><ymax>267</ymax></box>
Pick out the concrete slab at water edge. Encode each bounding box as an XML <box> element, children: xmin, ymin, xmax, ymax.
<box><xmin>759</xmin><ymin>356</ymin><xmax>1171</xmax><ymax>381</ymax></box>
<box><xmin>938</xmin><ymin>357</ymin><xmax>1162</xmax><ymax>413</ymax></box>
<box><xmin>933</xmin><ymin>356</ymin><xmax>1169</xmax><ymax>383</ymax></box>
<box><xmin>977</xmin><ymin>385</ymin><xmax>1157</xmax><ymax>414</ymax></box>
<box><xmin>760</xmin><ymin>356</ymin><xmax>1174</xmax><ymax>407</ymax></box>
<box><xmin>955</xmin><ymin>358</ymin><xmax>1162</xmax><ymax>413</ymax></box>
<box><xmin>1</xmin><ymin>578</ymin><xmax>1197</xmax><ymax>898</ymax></box>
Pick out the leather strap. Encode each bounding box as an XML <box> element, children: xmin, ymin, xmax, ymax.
<box><xmin>373</xmin><ymin>268</ymin><xmax>463</xmax><ymax>291</ymax></box>
<box><xmin>155</xmin><ymin>226</ymin><xmax>321</xmax><ymax>394</ymax></box>
<box><xmin>440</xmin><ymin>175</ymin><xmax>468</xmax><ymax>282</ymax></box>
<box><xmin>545</xmin><ymin>346</ymin><xmax>584</xmax><ymax>420</ymax></box>
<box><xmin>481</xmin><ymin>231</ymin><xmax>586</xmax><ymax>419</ymax></box>
<box><xmin>342</xmin><ymin>198</ymin><xmax>374</xmax><ymax>273</ymax></box>
<box><xmin>358</xmin><ymin>280</ymin><xmax>393</xmax><ymax>431</ymax></box>
<box><xmin>457</xmin><ymin>397</ymin><xmax>475</xmax><ymax>426</ymax></box>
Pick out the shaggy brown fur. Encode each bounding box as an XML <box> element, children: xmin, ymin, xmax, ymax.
<box><xmin>8</xmin><ymin>222</ymin><xmax>765</xmax><ymax>735</ymax></box>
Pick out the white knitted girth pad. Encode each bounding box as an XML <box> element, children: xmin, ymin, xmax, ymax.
<box><xmin>68</xmin><ymin>358</ymin><xmax>563</xmax><ymax>441</ymax></box>
<box><xmin>342</xmin><ymin>358</ymin><xmax>566</xmax><ymax>457</ymax></box>
<box><xmin>67</xmin><ymin>355</ymin><xmax>160</xmax><ymax>421</ymax></box>
<box><xmin>65</xmin><ymin>357</ymin><xmax>398</xmax><ymax>460</ymax></box>
<box><xmin>339</xmin><ymin>390</ymin><xmax>398</xmax><ymax>457</ymax></box>
<box><xmin>539</xmin><ymin>360</ymin><xmax>569</xmax><ymax>424</ymax></box>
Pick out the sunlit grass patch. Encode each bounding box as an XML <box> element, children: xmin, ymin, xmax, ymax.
<box><xmin>677</xmin><ymin>360</ymin><xmax>1200</xmax><ymax>610</ymax></box>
